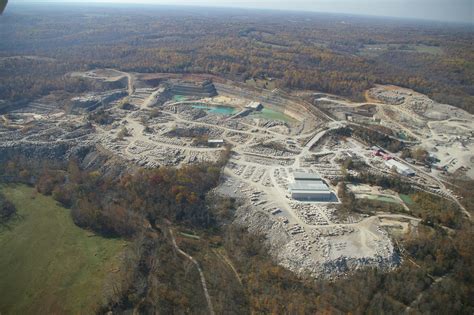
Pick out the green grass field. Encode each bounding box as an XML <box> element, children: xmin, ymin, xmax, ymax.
<box><xmin>358</xmin><ymin>193</ymin><xmax>400</xmax><ymax>204</ymax></box>
<box><xmin>399</xmin><ymin>194</ymin><xmax>414</xmax><ymax>205</ymax></box>
<box><xmin>0</xmin><ymin>184</ymin><xmax>127</xmax><ymax>315</ymax></box>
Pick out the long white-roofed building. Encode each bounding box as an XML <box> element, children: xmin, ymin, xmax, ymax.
<box><xmin>385</xmin><ymin>159</ymin><xmax>416</xmax><ymax>176</ymax></box>
<box><xmin>288</xmin><ymin>171</ymin><xmax>332</xmax><ymax>201</ymax></box>
<box><xmin>245</xmin><ymin>101</ymin><xmax>263</xmax><ymax>111</ymax></box>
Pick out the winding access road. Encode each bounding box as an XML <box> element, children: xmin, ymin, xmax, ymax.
<box><xmin>168</xmin><ymin>228</ymin><xmax>215</xmax><ymax>315</ymax></box>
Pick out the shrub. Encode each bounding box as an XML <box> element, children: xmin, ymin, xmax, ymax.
<box><xmin>0</xmin><ymin>193</ymin><xmax>16</xmax><ymax>223</ymax></box>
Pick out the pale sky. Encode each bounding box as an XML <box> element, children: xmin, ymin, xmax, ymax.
<box><xmin>12</xmin><ymin>0</ymin><xmax>474</xmax><ymax>23</ymax></box>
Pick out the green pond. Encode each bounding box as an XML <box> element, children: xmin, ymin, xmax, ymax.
<box><xmin>397</xmin><ymin>132</ymin><xmax>407</xmax><ymax>140</ymax></box>
<box><xmin>191</xmin><ymin>104</ymin><xmax>238</xmax><ymax>115</ymax></box>
<box><xmin>252</xmin><ymin>108</ymin><xmax>295</xmax><ymax>123</ymax></box>
<box><xmin>190</xmin><ymin>104</ymin><xmax>294</xmax><ymax>122</ymax></box>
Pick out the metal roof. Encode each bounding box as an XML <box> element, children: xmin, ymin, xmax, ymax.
<box><xmin>246</xmin><ymin>101</ymin><xmax>263</xmax><ymax>109</ymax></box>
<box><xmin>293</xmin><ymin>172</ymin><xmax>322</xmax><ymax>181</ymax></box>
<box><xmin>290</xmin><ymin>189</ymin><xmax>332</xmax><ymax>195</ymax></box>
<box><xmin>384</xmin><ymin>159</ymin><xmax>415</xmax><ymax>174</ymax></box>
<box><xmin>289</xmin><ymin>180</ymin><xmax>330</xmax><ymax>192</ymax></box>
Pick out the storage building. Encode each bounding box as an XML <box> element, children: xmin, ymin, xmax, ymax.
<box><xmin>245</xmin><ymin>101</ymin><xmax>263</xmax><ymax>111</ymax></box>
<box><xmin>288</xmin><ymin>172</ymin><xmax>332</xmax><ymax>201</ymax></box>
<box><xmin>385</xmin><ymin>159</ymin><xmax>416</xmax><ymax>176</ymax></box>
<box><xmin>207</xmin><ymin>139</ymin><xmax>225</xmax><ymax>147</ymax></box>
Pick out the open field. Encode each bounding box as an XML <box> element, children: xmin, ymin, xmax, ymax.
<box><xmin>358</xmin><ymin>194</ymin><xmax>401</xmax><ymax>204</ymax></box>
<box><xmin>0</xmin><ymin>184</ymin><xmax>127</xmax><ymax>315</ymax></box>
<box><xmin>358</xmin><ymin>44</ymin><xmax>444</xmax><ymax>56</ymax></box>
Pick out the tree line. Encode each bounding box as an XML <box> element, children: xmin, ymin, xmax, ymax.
<box><xmin>1</xmin><ymin>8</ymin><xmax>473</xmax><ymax>113</ymax></box>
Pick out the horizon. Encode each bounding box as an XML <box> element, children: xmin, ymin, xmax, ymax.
<box><xmin>8</xmin><ymin>0</ymin><xmax>474</xmax><ymax>24</ymax></box>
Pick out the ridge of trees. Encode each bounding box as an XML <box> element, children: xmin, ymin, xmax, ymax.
<box><xmin>1</xmin><ymin>9</ymin><xmax>473</xmax><ymax>113</ymax></box>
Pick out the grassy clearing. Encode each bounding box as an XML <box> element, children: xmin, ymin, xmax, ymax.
<box><xmin>180</xmin><ymin>232</ymin><xmax>201</xmax><ymax>240</ymax></box>
<box><xmin>399</xmin><ymin>194</ymin><xmax>414</xmax><ymax>205</ymax></box>
<box><xmin>357</xmin><ymin>193</ymin><xmax>401</xmax><ymax>204</ymax></box>
<box><xmin>359</xmin><ymin>44</ymin><xmax>443</xmax><ymax>56</ymax></box>
<box><xmin>0</xmin><ymin>184</ymin><xmax>127</xmax><ymax>315</ymax></box>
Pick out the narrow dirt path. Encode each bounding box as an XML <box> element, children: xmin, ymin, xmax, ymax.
<box><xmin>168</xmin><ymin>228</ymin><xmax>215</xmax><ymax>315</ymax></box>
<box><xmin>212</xmin><ymin>248</ymin><xmax>243</xmax><ymax>286</ymax></box>
<box><xmin>404</xmin><ymin>274</ymin><xmax>448</xmax><ymax>314</ymax></box>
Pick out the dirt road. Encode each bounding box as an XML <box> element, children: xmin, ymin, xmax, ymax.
<box><xmin>168</xmin><ymin>228</ymin><xmax>215</xmax><ymax>315</ymax></box>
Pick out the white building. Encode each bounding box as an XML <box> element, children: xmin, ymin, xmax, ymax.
<box><xmin>288</xmin><ymin>172</ymin><xmax>332</xmax><ymax>201</ymax></box>
<box><xmin>207</xmin><ymin>139</ymin><xmax>224</xmax><ymax>147</ymax></box>
<box><xmin>385</xmin><ymin>159</ymin><xmax>416</xmax><ymax>176</ymax></box>
<box><xmin>245</xmin><ymin>101</ymin><xmax>263</xmax><ymax>111</ymax></box>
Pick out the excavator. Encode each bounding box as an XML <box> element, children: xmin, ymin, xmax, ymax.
<box><xmin>0</xmin><ymin>0</ymin><xmax>8</xmax><ymax>14</ymax></box>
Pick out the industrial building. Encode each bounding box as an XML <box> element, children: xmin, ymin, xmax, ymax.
<box><xmin>230</xmin><ymin>101</ymin><xmax>263</xmax><ymax>119</ymax></box>
<box><xmin>346</xmin><ymin>113</ymin><xmax>380</xmax><ymax>124</ymax></box>
<box><xmin>207</xmin><ymin>139</ymin><xmax>225</xmax><ymax>147</ymax></box>
<box><xmin>385</xmin><ymin>159</ymin><xmax>416</xmax><ymax>176</ymax></box>
<box><xmin>245</xmin><ymin>101</ymin><xmax>263</xmax><ymax>111</ymax></box>
<box><xmin>288</xmin><ymin>172</ymin><xmax>332</xmax><ymax>201</ymax></box>
<box><xmin>372</xmin><ymin>147</ymin><xmax>392</xmax><ymax>160</ymax></box>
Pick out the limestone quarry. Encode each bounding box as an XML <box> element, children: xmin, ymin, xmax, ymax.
<box><xmin>1</xmin><ymin>69</ymin><xmax>472</xmax><ymax>279</ymax></box>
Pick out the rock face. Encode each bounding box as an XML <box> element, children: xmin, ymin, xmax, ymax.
<box><xmin>0</xmin><ymin>141</ymin><xmax>71</xmax><ymax>163</ymax></box>
<box><xmin>0</xmin><ymin>141</ymin><xmax>131</xmax><ymax>177</ymax></box>
<box><xmin>168</xmin><ymin>80</ymin><xmax>218</xmax><ymax>98</ymax></box>
<box><xmin>0</xmin><ymin>111</ymin><xmax>134</xmax><ymax>176</ymax></box>
<box><xmin>369</xmin><ymin>88</ymin><xmax>406</xmax><ymax>105</ymax></box>
<box><xmin>70</xmin><ymin>90</ymin><xmax>127</xmax><ymax>113</ymax></box>
<box><xmin>0</xmin><ymin>100</ymin><xmax>30</xmax><ymax>115</ymax></box>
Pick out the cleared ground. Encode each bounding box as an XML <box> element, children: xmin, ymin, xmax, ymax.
<box><xmin>0</xmin><ymin>185</ymin><xmax>127</xmax><ymax>315</ymax></box>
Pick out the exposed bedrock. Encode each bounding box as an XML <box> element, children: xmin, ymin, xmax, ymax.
<box><xmin>0</xmin><ymin>141</ymin><xmax>132</xmax><ymax>177</ymax></box>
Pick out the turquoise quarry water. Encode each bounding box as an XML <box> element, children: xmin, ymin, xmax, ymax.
<box><xmin>173</xmin><ymin>95</ymin><xmax>188</xmax><ymax>102</ymax></box>
<box><xmin>191</xmin><ymin>104</ymin><xmax>238</xmax><ymax>115</ymax></box>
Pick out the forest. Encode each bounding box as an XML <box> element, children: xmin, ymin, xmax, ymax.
<box><xmin>0</xmin><ymin>154</ymin><xmax>226</xmax><ymax>238</ymax></box>
<box><xmin>0</xmin><ymin>4</ymin><xmax>473</xmax><ymax>113</ymax></box>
